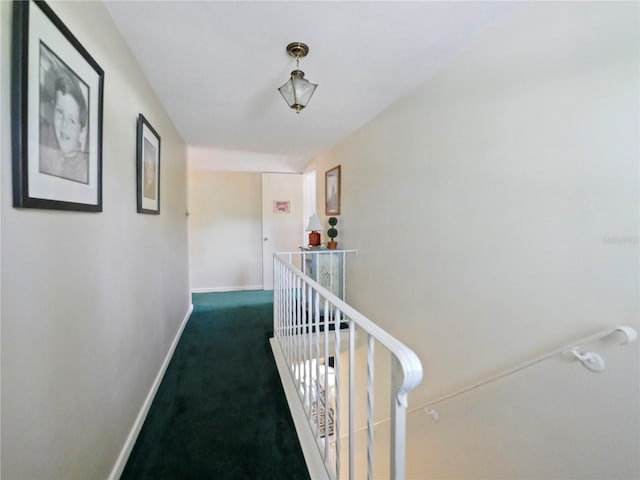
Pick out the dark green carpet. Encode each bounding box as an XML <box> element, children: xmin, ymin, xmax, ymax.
<box><xmin>121</xmin><ymin>290</ymin><xmax>310</xmax><ymax>479</ymax></box>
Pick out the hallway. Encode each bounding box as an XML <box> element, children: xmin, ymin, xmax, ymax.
<box><xmin>121</xmin><ymin>291</ymin><xmax>309</xmax><ymax>479</ymax></box>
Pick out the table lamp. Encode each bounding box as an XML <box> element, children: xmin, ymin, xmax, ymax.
<box><xmin>306</xmin><ymin>214</ymin><xmax>323</xmax><ymax>247</ymax></box>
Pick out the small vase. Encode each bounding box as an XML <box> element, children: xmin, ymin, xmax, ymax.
<box><xmin>327</xmin><ymin>241</ymin><xmax>338</xmax><ymax>250</ymax></box>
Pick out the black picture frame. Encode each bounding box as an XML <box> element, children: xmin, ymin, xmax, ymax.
<box><xmin>136</xmin><ymin>114</ymin><xmax>161</xmax><ymax>214</ymax></box>
<box><xmin>11</xmin><ymin>0</ymin><xmax>104</xmax><ymax>211</ymax></box>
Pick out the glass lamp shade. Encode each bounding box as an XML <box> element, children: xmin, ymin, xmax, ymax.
<box><xmin>278</xmin><ymin>70</ymin><xmax>318</xmax><ymax>113</ymax></box>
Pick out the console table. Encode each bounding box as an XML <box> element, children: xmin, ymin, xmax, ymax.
<box><xmin>300</xmin><ymin>247</ymin><xmax>345</xmax><ymax>300</ymax></box>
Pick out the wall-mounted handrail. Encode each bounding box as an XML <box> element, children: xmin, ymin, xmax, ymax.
<box><xmin>345</xmin><ymin>325</ymin><xmax>637</xmax><ymax>432</ymax></box>
<box><xmin>272</xmin><ymin>251</ymin><xmax>423</xmax><ymax>480</ymax></box>
<box><xmin>419</xmin><ymin>325</ymin><xmax>637</xmax><ymax>420</ymax></box>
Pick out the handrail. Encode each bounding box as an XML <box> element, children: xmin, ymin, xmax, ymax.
<box><xmin>346</xmin><ymin>325</ymin><xmax>637</xmax><ymax>432</ymax></box>
<box><xmin>277</xmin><ymin>251</ymin><xmax>424</xmax><ymax>400</ymax></box>
<box><xmin>272</xmin><ymin>251</ymin><xmax>423</xmax><ymax>480</ymax></box>
<box><xmin>419</xmin><ymin>325</ymin><xmax>637</xmax><ymax>420</ymax></box>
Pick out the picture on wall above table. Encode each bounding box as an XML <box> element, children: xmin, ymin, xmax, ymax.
<box><xmin>325</xmin><ymin>165</ymin><xmax>341</xmax><ymax>215</ymax></box>
<box><xmin>136</xmin><ymin>114</ymin><xmax>161</xmax><ymax>214</ymax></box>
<box><xmin>11</xmin><ymin>0</ymin><xmax>104</xmax><ymax>211</ymax></box>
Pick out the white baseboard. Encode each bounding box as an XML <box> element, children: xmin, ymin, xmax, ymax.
<box><xmin>108</xmin><ymin>304</ymin><xmax>194</xmax><ymax>480</ymax></box>
<box><xmin>191</xmin><ymin>285</ymin><xmax>263</xmax><ymax>293</ymax></box>
<box><xmin>269</xmin><ymin>337</ymin><xmax>329</xmax><ymax>480</ymax></box>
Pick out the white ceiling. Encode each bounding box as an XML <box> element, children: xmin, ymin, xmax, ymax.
<box><xmin>104</xmin><ymin>1</ymin><xmax>524</xmax><ymax>171</ymax></box>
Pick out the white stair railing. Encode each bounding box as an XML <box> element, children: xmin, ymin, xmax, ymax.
<box><xmin>272</xmin><ymin>251</ymin><xmax>423</xmax><ymax>480</ymax></box>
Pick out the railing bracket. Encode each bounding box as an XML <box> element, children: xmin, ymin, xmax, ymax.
<box><xmin>564</xmin><ymin>347</ymin><xmax>606</xmax><ymax>373</ymax></box>
<box><xmin>424</xmin><ymin>407</ymin><xmax>440</xmax><ymax>422</ymax></box>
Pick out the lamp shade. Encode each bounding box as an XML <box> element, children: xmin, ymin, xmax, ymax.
<box><xmin>278</xmin><ymin>70</ymin><xmax>318</xmax><ymax>113</ymax></box>
<box><xmin>306</xmin><ymin>214</ymin><xmax>323</xmax><ymax>232</ymax></box>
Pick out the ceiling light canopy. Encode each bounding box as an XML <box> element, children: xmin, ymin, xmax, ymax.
<box><xmin>278</xmin><ymin>42</ymin><xmax>318</xmax><ymax>114</ymax></box>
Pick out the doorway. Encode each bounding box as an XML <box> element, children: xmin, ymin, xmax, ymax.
<box><xmin>261</xmin><ymin>173</ymin><xmax>303</xmax><ymax>290</ymax></box>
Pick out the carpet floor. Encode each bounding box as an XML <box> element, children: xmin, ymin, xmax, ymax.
<box><xmin>120</xmin><ymin>290</ymin><xmax>310</xmax><ymax>479</ymax></box>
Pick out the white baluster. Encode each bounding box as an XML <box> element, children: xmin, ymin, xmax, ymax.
<box><xmin>301</xmin><ymin>280</ymin><xmax>307</xmax><ymax>405</ymax></box>
<box><xmin>324</xmin><ymin>297</ymin><xmax>330</xmax><ymax>460</ymax></box>
<box><xmin>367</xmin><ymin>334</ymin><xmax>375</xmax><ymax>480</ymax></box>
<box><xmin>314</xmin><ymin>289</ymin><xmax>321</xmax><ymax>439</ymax></box>
<box><xmin>306</xmin><ymin>283</ymin><xmax>313</xmax><ymax>417</ymax></box>
<box><xmin>298</xmin><ymin>277</ymin><xmax>303</xmax><ymax>380</ymax></box>
<box><xmin>334</xmin><ymin>308</ymin><xmax>342</xmax><ymax>479</ymax></box>
<box><xmin>390</xmin><ymin>356</ymin><xmax>406</xmax><ymax>480</ymax></box>
<box><xmin>349</xmin><ymin>320</ymin><xmax>355</xmax><ymax>480</ymax></box>
<box><xmin>287</xmin><ymin>270</ymin><xmax>293</xmax><ymax>365</ymax></box>
<box><xmin>294</xmin><ymin>274</ymin><xmax>299</xmax><ymax>390</ymax></box>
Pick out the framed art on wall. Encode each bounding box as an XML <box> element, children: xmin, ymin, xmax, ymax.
<box><xmin>325</xmin><ymin>165</ymin><xmax>341</xmax><ymax>215</ymax></box>
<box><xmin>12</xmin><ymin>0</ymin><xmax>104</xmax><ymax>211</ymax></box>
<box><xmin>273</xmin><ymin>200</ymin><xmax>290</xmax><ymax>214</ymax></box>
<box><xmin>136</xmin><ymin>114</ymin><xmax>161</xmax><ymax>214</ymax></box>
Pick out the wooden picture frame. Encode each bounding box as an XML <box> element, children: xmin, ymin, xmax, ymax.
<box><xmin>136</xmin><ymin>114</ymin><xmax>161</xmax><ymax>214</ymax></box>
<box><xmin>12</xmin><ymin>0</ymin><xmax>104</xmax><ymax>211</ymax></box>
<box><xmin>325</xmin><ymin>165</ymin><xmax>341</xmax><ymax>215</ymax></box>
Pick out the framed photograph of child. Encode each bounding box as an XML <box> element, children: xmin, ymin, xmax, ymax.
<box><xmin>136</xmin><ymin>114</ymin><xmax>161</xmax><ymax>215</ymax></box>
<box><xmin>12</xmin><ymin>0</ymin><xmax>104</xmax><ymax>211</ymax></box>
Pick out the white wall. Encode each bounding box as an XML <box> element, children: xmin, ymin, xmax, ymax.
<box><xmin>188</xmin><ymin>170</ymin><xmax>263</xmax><ymax>291</ymax></box>
<box><xmin>311</xmin><ymin>2</ymin><xmax>639</xmax><ymax>478</ymax></box>
<box><xmin>0</xmin><ymin>2</ymin><xmax>190</xmax><ymax>479</ymax></box>
<box><xmin>189</xmin><ymin>146</ymin><xmax>304</xmax><ymax>173</ymax></box>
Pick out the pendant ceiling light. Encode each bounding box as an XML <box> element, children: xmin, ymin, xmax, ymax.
<box><xmin>278</xmin><ymin>42</ymin><xmax>318</xmax><ymax>114</ymax></box>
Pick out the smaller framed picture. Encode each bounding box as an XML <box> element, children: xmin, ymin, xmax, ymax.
<box><xmin>325</xmin><ymin>165</ymin><xmax>341</xmax><ymax>215</ymax></box>
<box><xmin>136</xmin><ymin>114</ymin><xmax>161</xmax><ymax>214</ymax></box>
<box><xmin>273</xmin><ymin>200</ymin><xmax>290</xmax><ymax>214</ymax></box>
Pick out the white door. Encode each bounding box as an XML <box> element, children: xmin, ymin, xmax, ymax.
<box><xmin>262</xmin><ymin>173</ymin><xmax>303</xmax><ymax>290</ymax></box>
